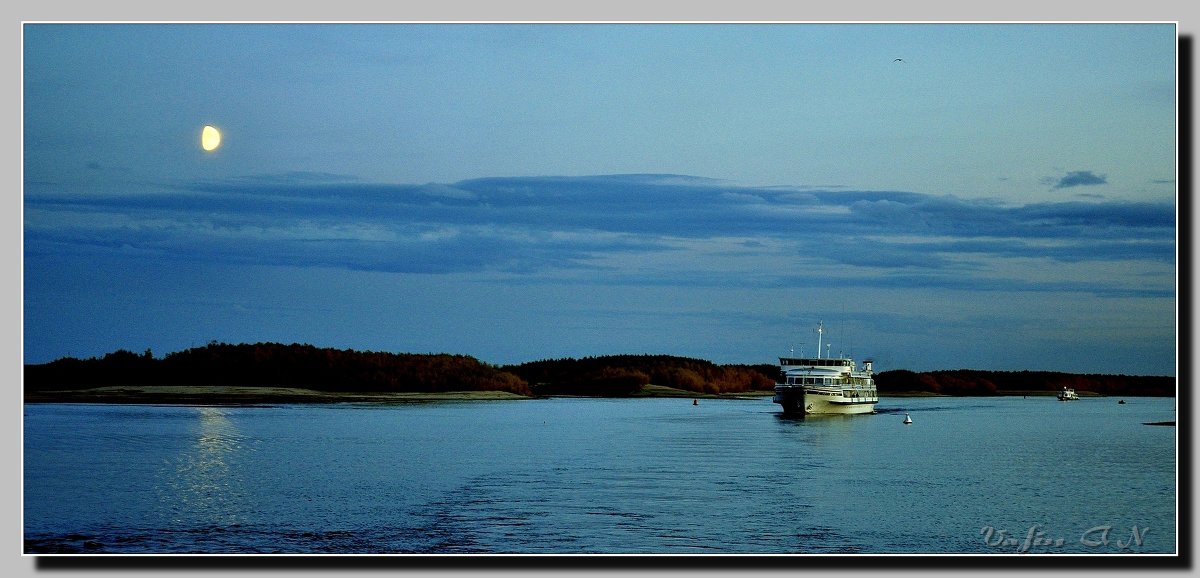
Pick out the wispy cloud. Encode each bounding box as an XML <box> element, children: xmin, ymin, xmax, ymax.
<box><xmin>24</xmin><ymin>173</ymin><xmax>1174</xmax><ymax>297</ymax></box>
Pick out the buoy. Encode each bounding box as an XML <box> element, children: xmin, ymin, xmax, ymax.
<box><xmin>903</xmin><ymin>413</ymin><xmax>912</xmax><ymax>424</ymax></box>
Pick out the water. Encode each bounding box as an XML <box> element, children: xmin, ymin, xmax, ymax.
<box><xmin>23</xmin><ymin>396</ymin><xmax>1177</xmax><ymax>554</ymax></box>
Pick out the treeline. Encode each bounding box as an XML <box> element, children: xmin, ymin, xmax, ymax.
<box><xmin>874</xmin><ymin>369</ymin><xmax>1175</xmax><ymax>397</ymax></box>
<box><xmin>24</xmin><ymin>344</ymin><xmax>1175</xmax><ymax>399</ymax></box>
<box><xmin>505</xmin><ymin>355</ymin><xmax>777</xmax><ymax>396</ymax></box>
<box><xmin>24</xmin><ymin>342</ymin><xmax>531</xmax><ymax>396</ymax></box>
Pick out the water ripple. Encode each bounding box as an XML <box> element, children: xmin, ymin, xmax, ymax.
<box><xmin>24</xmin><ymin>397</ymin><xmax>1177</xmax><ymax>554</ymax></box>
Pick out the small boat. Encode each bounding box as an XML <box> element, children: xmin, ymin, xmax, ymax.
<box><xmin>903</xmin><ymin>413</ymin><xmax>912</xmax><ymax>424</ymax></box>
<box><xmin>1057</xmin><ymin>387</ymin><xmax>1079</xmax><ymax>401</ymax></box>
<box><xmin>1118</xmin><ymin>399</ymin><xmax>1126</xmax><ymax>405</ymax></box>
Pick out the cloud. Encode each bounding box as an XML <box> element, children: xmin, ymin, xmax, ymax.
<box><xmin>1045</xmin><ymin>170</ymin><xmax>1108</xmax><ymax>190</ymax></box>
<box><xmin>24</xmin><ymin>173</ymin><xmax>1175</xmax><ymax>297</ymax></box>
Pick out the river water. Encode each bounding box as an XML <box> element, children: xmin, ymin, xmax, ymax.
<box><xmin>23</xmin><ymin>395</ymin><xmax>1177</xmax><ymax>555</ymax></box>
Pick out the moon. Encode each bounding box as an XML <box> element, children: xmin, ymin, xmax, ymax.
<box><xmin>201</xmin><ymin>125</ymin><xmax>222</xmax><ymax>151</ymax></box>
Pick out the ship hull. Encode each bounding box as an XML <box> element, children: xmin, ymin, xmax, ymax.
<box><xmin>773</xmin><ymin>386</ymin><xmax>805</xmax><ymax>414</ymax></box>
<box><xmin>773</xmin><ymin>385</ymin><xmax>877</xmax><ymax>416</ymax></box>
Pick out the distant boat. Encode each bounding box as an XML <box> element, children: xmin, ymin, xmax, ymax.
<box><xmin>771</xmin><ymin>321</ymin><xmax>879</xmax><ymax>416</ymax></box>
<box><xmin>1118</xmin><ymin>400</ymin><xmax>1126</xmax><ymax>404</ymax></box>
<box><xmin>1057</xmin><ymin>387</ymin><xmax>1079</xmax><ymax>401</ymax></box>
<box><xmin>903</xmin><ymin>413</ymin><xmax>912</xmax><ymax>424</ymax></box>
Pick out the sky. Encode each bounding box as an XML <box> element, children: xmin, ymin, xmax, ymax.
<box><xmin>21</xmin><ymin>22</ymin><xmax>1179</xmax><ymax>375</ymax></box>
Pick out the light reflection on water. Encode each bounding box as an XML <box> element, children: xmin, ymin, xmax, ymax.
<box><xmin>157</xmin><ymin>407</ymin><xmax>250</xmax><ymax>529</ymax></box>
<box><xmin>24</xmin><ymin>396</ymin><xmax>1176</xmax><ymax>554</ymax></box>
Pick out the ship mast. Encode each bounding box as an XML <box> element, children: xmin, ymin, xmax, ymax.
<box><xmin>816</xmin><ymin>321</ymin><xmax>824</xmax><ymax>360</ymax></box>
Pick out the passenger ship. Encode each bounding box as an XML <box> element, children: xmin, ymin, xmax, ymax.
<box><xmin>772</xmin><ymin>321</ymin><xmax>879</xmax><ymax>416</ymax></box>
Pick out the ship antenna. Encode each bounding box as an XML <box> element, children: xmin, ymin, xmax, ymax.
<box><xmin>816</xmin><ymin>321</ymin><xmax>824</xmax><ymax>360</ymax></box>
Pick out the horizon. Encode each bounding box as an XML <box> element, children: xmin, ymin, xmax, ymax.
<box><xmin>23</xmin><ymin>23</ymin><xmax>1178</xmax><ymax>376</ymax></box>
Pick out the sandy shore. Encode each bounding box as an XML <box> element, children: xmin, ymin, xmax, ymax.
<box><xmin>23</xmin><ymin>385</ymin><xmax>531</xmax><ymax>405</ymax></box>
<box><xmin>24</xmin><ymin>384</ymin><xmax>780</xmax><ymax>405</ymax></box>
<box><xmin>26</xmin><ymin>385</ymin><xmax>1109</xmax><ymax>405</ymax></box>
<box><xmin>633</xmin><ymin>384</ymin><xmax>775</xmax><ymax>399</ymax></box>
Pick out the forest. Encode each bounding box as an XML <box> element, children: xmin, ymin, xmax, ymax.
<box><xmin>23</xmin><ymin>342</ymin><xmax>531</xmax><ymax>396</ymax></box>
<box><xmin>22</xmin><ymin>344</ymin><xmax>778</xmax><ymax>398</ymax></box>
<box><xmin>23</xmin><ymin>342</ymin><xmax>1176</xmax><ymax>398</ymax></box>
<box><xmin>505</xmin><ymin>354</ymin><xmax>778</xmax><ymax>396</ymax></box>
<box><xmin>873</xmin><ymin>369</ymin><xmax>1176</xmax><ymax>397</ymax></box>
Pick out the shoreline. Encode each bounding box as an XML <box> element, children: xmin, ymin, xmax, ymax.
<box><xmin>22</xmin><ymin>385</ymin><xmax>1129</xmax><ymax>405</ymax></box>
<box><xmin>22</xmin><ymin>384</ymin><xmax>779</xmax><ymax>405</ymax></box>
<box><xmin>22</xmin><ymin>385</ymin><xmax>533</xmax><ymax>405</ymax></box>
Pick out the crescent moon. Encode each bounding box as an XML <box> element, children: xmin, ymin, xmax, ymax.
<box><xmin>201</xmin><ymin>125</ymin><xmax>222</xmax><ymax>151</ymax></box>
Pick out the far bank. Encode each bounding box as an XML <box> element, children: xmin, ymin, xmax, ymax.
<box><xmin>24</xmin><ymin>383</ymin><xmax>1143</xmax><ymax>406</ymax></box>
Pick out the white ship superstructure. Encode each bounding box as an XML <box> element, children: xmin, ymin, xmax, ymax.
<box><xmin>772</xmin><ymin>321</ymin><xmax>879</xmax><ymax>416</ymax></box>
